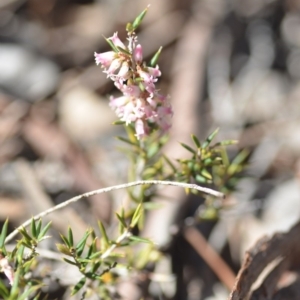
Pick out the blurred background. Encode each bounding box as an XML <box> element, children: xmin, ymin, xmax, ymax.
<box><xmin>1</xmin><ymin>0</ymin><xmax>300</xmax><ymax>299</ymax></box>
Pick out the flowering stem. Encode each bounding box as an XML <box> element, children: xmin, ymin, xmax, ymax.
<box><xmin>5</xmin><ymin>180</ymin><xmax>224</xmax><ymax>244</ymax></box>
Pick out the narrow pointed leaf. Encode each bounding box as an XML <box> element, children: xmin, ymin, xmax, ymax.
<box><xmin>36</xmin><ymin>219</ymin><xmax>42</xmax><ymax>236</ymax></box>
<box><xmin>129</xmin><ymin>236</ymin><xmax>152</xmax><ymax>244</ymax></box>
<box><xmin>37</xmin><ymin>221</ymin><xmax>52</xmax><ymax>240</ymax></box>
<box><xmin>0</xmin><ymin>280</ymin><xmax>9</xmax><ymax>297</ymax></box>
<box><xmin>180</xmin><ymin>143</ymin><xmax>196</xmax><ymax>154</ymax></box>
<box><xmin>63</xmin><ymin>258</ymin><xmax>78</xmax><ymax>266</ymax></box>
<box><xmin>116</xmin><ymin>136</ymin><xmax>137</xmax><ymax>146</ymax></box>
<box><xmin>76</xmin><ymin>230</ymin><xmax>91</xmax><ymax>257</ymax></box>
<box><xmin>191</xmin><ymin>134</ymin><xmax>201</xmax><ymax>148</ymax></box>
<box><xmin>31</xmin><ymin>218</ymin><xmax>37</xmax><ymax>239</ymax></box>
<box><xmin>104</xmin><ymin>37</ymin><xmax>119</xmax><ymax>52</ymax></box>
<box><xmin>0</xmin><ymin>219</ymin><xmax>8</xmax><ymax>249</ymax></box>
<box><xmin>117</xmin><ymin>46</ymin><xmax>131</xmax><ymax>55</ymax></box>
<box><xmin>162</xmin><ymin>154</ymin><xmax>177</xmax><ymax>172</ymax></box>
<box><xmin>112</xmin><ymin>120</ymin><xmax>126</xmax><ymax>125</ymax></box>
<box><xmin>98</xmin><ymin>221</ymin><xmax>110</xmax><ymax>247</ymax></box>
<box><xmin>202</xmin><ymin>128</ymin><xmax>219</xmax><ymax>148</ymax></box>
<box><xmin>132</xmin><ymin>6</ymin><xmax>149</xmax><ymax>30</ymax></box>
<box><xmin>18</xmin><ymin>227</ymin><xmax>32</xmax><ymax>243</ymax></box>
<box><xmin>150</xmin><ymin>46</ymin><xmax>162</xmax><ymax>67</ymax></box>
<box><xmin>68</xmin><ymin>227</ymin><xmax>74</xmax><ymax>247</ymax></box>
<box><xmin>60</xmin><ymin>234</ymin><xmax>70</xmax><ymax>248</ymax></box>
<box><xmin>116</xmin><ymin>213</ymin><xmax>127</xmax><ymax>229</ymax></box>
<box><xmin>130</xmin><ymin>203</ymin><xmax>143</xmax><ymax>228</ymax></box>
<box><xmin>71</xmin><ymin>277</ymin><xmax>86</xmax><ymax>296</ymax></box>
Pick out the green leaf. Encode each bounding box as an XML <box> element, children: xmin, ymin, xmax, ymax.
<box><xmin>104</xmin><ymin>37</ymin><xmax>119</xmax><ymax>52</ymax></box>
<box><xmin>116</xmin><ymin>213</ymin><xmax>127</xmax><ymax>230</ymax></box>
<box><xmin>180</xmin><ymin>143</ymin><xmax>196</xmax><ymax>154</ymax></box>
<box><xmin>18</xmin><ymin>284</ymin><xmax>44</xmax><ymax>300</ymax></box>
<box><xmin>146</xmin><ymin>143</ymin><xmax>160</xmax><ymax>158</ymax></box>
<box><xmin>129</xmin><ymin>235</ymin><xmax>152</xmax><ymax>244</ymax></box>
<box><xmin>16</xmin><ymin>245</ymin><xmax>25</xmax><ymax>264</ymax></box>
<box><xmin>150</xmin><ymin>46</ymin><xmax>162</xmax><ymax>67</ymax></box>
<box><xmin>10</xmin><ymin>267</ymin><xmax>20</xmax><ymax>296</ymax></box>
<box><xmin>30</xmin><ymin>218</ymin><xmax>37</xmax><ymax>239</ymax></box>
<box><xmin>130</xmin><ymin>203</ymin><xmax>143</xmax><ymax>228</ymax></box>
<box><xmin>126</xmin><ymin>22</ymin><xmax>133</xmax><ymax>32</ymax></box>
<box><xmin>202</xmin><ymin>128</ymin><xmax>219</xmax><ymax>148</ymax></box>
<box><xmin>0</xmin><ymin>219</ymin><xmax>8</xmax><ymax>253</ymax></box>
<box><xmin>191</xmin><ymin>134</ymin><xmax>201</xmax><ymax>148</ymax></box>
<box><xmin>200</xmin><ymin>168</ymin><xmax>212</xmax><ymax>180</ymax></box>
<box><xmin>60</xmin><ymin>234</ymin><xmax>70</xmax><ymax>248</ymax></box>
<box><xmin>23</xmin><ymin>257</ymin><xmax>35</xmax><ymax>272</ymax></box>
<box><xmin>214</xmin><ymin>140</ymin><xmax>238</xmax><ymax>147</ymax></box>
<box><xmin>227</xmin><ymin>149</ymin><xmax>249</xmax><ymax>176</ymax></box>
<box><xmin>163</xmin><ymin>154</ymin><xmax>177</xmax><ymax>173</ymax></box>
<box><xmin>63</xmin><ymin>258</ymin><xmax>78</xmax><ymax>266</ymax></box>
<box><xmin>132</xmin><ymin>6</ymin><xmax>149</xmax><ymax>30</ymax></box>
<box><xmin>91</xmin><ymin>261</ymin><xmax>101</xmax><ymax>273</ymax></box>
<box><xmin>76</xmin><ymin>230</ymin><xmax>91</xmax><ymax>257</ymax></box>
<box><xmin>0</xmin><ymin>279</ymin><xmax>9</xmax><ymax>298</ymax></box>
<box><xmin>143</xmin><ymin>202</ymin><xmax>163</xmax><ymax>210</ymax></box>
<box><xmin>86</xmin><ymin>238</ymin><xmax>97</xmax><ymax>258</ymax></box>
<box><xmin>18</xmin><ymin>227</ymin><xmax>32</xmax><ymax>243</ymax></box>
<box><xmin>98</xmin><ymin>221</ymin><xmax>110</xmax><ymax>248</ymax></box>
<box><xmin>37</xmin><ymin>221</ymin><xmax>51</xmax><ymax>240</ymax></box>
<box><xmin>117</xmin><ymin>46</ymin><xmax>131</xmax><ymax>55</ymax></box>
<box><xmin>56</xmin><ymin>243</ymin><xmax>72</xmax><ymax>256</ymax></box>
<box><xmin>112</xmin><ymin>120</ymin><xmax>126</xmax><ymax>125</ymax></box>
<box><xmin>195</xmin><ymin>174</ymin><xmax>207</xmax><ymax>183</ymax></box>
<box><xmin>71</xmin><ymin>277</ymin><xmax>86</xmax><ymax>296</ymax></box>
<box><xmin>36</xmin><ymin>219</ymin><xmax>42</xmax><ymax>237</ymax></box>
<box><xmin>68</xmin><ymin>227</ymin><xmax>74</xmax><ymax>247</ymax></box>
<box><xmin>116</xmin><ymin>136</ymin><xmax>137</xmax><ymax>146</ymax></box>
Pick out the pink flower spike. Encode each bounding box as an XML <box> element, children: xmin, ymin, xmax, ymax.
<box><xmin>110</xmin><ymin>32</ymin><xmax>126</xmax><ymax>50</ymax></box>
<box><xmin>94</xmin><ymin>51</ymin><xmax>116</xmax><ymax>68</ymax></box>
<box><xmin>134</xmin><ymin>44</ymin><xmax>143</xmax><ymax>63</ymax></box>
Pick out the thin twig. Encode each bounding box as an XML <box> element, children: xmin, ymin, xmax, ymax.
<box><xmin>101</xmin><ymin>230</ymin><xmax>132</xmax><ymax>260</ymax></box>
<box><xmin>184</xmin><ymin>226</ymin><xmax>235</xmax><ymax>290</ymax></box>
<box><xmin>5</xmin><ymin>180</ymin><xmax>224</xmax><ymax>243</ymax></box>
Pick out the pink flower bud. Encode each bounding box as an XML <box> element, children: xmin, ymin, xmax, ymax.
<box><xmin>133</xmin><ymin>44</ymin><xmax>143</xmax><ymax>63</ymax></box>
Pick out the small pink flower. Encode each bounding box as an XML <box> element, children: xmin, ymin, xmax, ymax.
<box><xmin>94</xmin><ymin>51</ymin><xmax>116</xmax><ymax>68</ymax></box>
<box><xmin>106</xmin><ymin>58</ymin><xmax>122</xmax><ymax>76</ymax></box>
<box><xmin>135</xmin><ymin>119</ymin><xmax>148</xmax><ymax>139</ymax></box>
<box><xmin>0</xmin><ymin>256</ymin><xmax>14</xmax><ymax>285</ymax></box>
<box><xmin>122</xmin><ymin>84</ymin><xmax>141</xmax><ymax>97</ymax></box>
<box><xmin>133</xmin><ymin>44</ymin><xmax>143</xmax><ymax>64</ymax></box>
<box><xmin>137</xmin><ymin>68</ymin><xmax>152</xmax><ymax>83</ymax></box>
<box><xmin>147</xmin><ymin>66</ymin><xmax>161</xmax><ymax>79</ymax></box>
<box><xmin>110</xmin><ymin>32</ymin><xmax>126</xmax><ymax>50</ymax></box>
<box><xmin>116</xmin><ymin>62</ymin><xmax>130</xmax><ymax>80</ymax></box>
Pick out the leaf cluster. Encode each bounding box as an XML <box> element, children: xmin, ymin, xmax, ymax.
<box><xmin>0</xmin><ymin>219</ymin><xmax>51</xmax><ymax>300</ymax></box>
